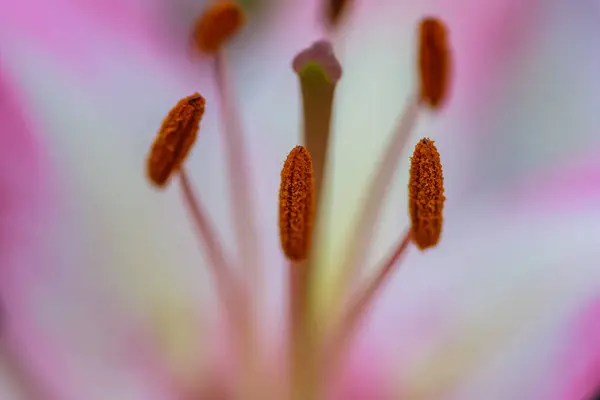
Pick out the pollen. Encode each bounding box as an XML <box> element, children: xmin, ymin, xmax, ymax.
<box><xmin>192</xmin><ymin>1</ymin><xmax>246</xmax><ymax>54</ymax></box>
<box><xmin>418</xmin><ymin>16</ymin><xmax>451</xmax><ymax>109</ymax></box>
<box><xmin>279</xmin><ymin>146</ymin><xmax>315</xmax><ymax>261</ymax></box>
<box><xmin>147</xmin><ymin>93</ymin><xmax>206</xmax><ymax>188</ymax></box>
<box><xmin>408</xmin><ymin>138</ymin><xmax>445</xmax><ymax>250</ymax></box>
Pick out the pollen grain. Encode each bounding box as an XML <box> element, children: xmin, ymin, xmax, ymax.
<box><xmin>279</xmin><ymin>146</ymin><xmax>315</xmax><ymax>261</ymax></box>
<box><xmin>147</xmin><ymin>93</ymin><xmax>206</xmax><ymax>188</ymax></box>
<box><xmin>408</xmin><ymin>138</ymin><xmax>445</xmax><ymax>250</ymax></box>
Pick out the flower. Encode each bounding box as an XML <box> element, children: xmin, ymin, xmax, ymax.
<box><xmin>1</xmin><ymin>0</ymin><xmax>600</xmax><ymax>399</ymax></box>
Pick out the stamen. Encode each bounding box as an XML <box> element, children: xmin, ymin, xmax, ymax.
<box><xmin>323</xmin><ymin>0</ymin><xmax>353</xmax><ymax>30</ymax></box>
<box><xmin>147</xmin><ymin>93</ymin><xmax>205</xmax><ymax>188</ymax></box>
<box><xmin>279</xmin><ymin>145</ymin><xmax>315</xmax><ymax>261</ymax></box>
<box><xmin>418</xmin><ymin>17</ymin><xmax>452</xmax><ymax>110</ymax></box>
<box><xmin>292</xmin><ymin>40</ymin><xmax>342</xmax><ymax>202</ymax></box>
<box><xmin>278</xmin><ymin>145</ymin><xmax>317</xmax><ymax>400</ymax></box>
<box><xmin>409</xmin><ymin>138</ymin><xmax>445</xmax><ymax>250</ymax></box>
<box><xmin>192</xmin><ymin>1</ymin><xmax>246</xmax><ymax>54</ymax></box>
<box><xmin>147</xmin><ymin>93</ymin><xmax>253</xmax><ymax>396</ymax></box>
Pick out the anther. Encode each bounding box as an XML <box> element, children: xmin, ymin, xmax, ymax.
<box><xmin>279</xmin><ymin>146</ymin><xmax>315</xmax><ymax>261</ymax></box>
<box><xmin>192</xmin><ymin>1</ymin><xmax>246</xmax><ymax>54</ymax></box>
<box><xmin>418</xmin><ymin>17</ymin><xmax>452</xmax><ymax>109</ymax></box>
<box><xmin>147</xmin><ymin>93</ymin><xmax>206</xmax><ymax>187</ymax></box>
<box><xmin>408</xmin><ymin>138</ymin><xmax>445</xmax><ymax>249</ymax></box>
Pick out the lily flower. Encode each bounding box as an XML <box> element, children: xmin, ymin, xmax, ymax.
<box><xmin>1</xmin><ymin>0</ymin><xmax>600</xmax><ymax>399</ymax></box>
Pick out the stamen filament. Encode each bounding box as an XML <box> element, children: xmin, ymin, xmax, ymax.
<box><xmin>178</xmin><ymin>169</ymin><xmax>256</xmax><ymax>398</ymax></box>
<box><xmin>213</xmin><ymin>50</ymin><xmax>260</xmax><ymax>322</ymax></box>
<box><xmin>212</xmin><ymin>51</ymin><xmax>263</xmax><ymax>399</ymax></box>
<box><xmin>288</xmin><ymin>260</ymin><xmax>316</xmax><ymax>400</ymax></box>
<box><xmin>278</xmin><ymin>145</ymin><xmax>318</xmax><ymax>400</ymax></box>
<box><xmin>338</xmin><ymin>97</ymin><xmax>419</xmax><ymax>303</ymax></box>
<box><xmin>327</xmin><ymin>229</ymin><xmax>412</xmax><ymax>373</ymax></box>
<box><xmin>179</xmin><ymin>170</ymin><xmax>245</xmax><ymax>327</ymax></box>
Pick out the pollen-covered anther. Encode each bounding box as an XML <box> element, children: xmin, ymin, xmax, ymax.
<box><xmin>279</xmin><ymin>146</ymin><xmax>315</xmax><ymax>261</ymax></box>
<box><xmin>147</xmin><ymin>93</ymin><xmax>206</xmax><ymax>188</ymax></box>
<box><xmin>192</xmin><ymin>1</ymin><xmax>246</xmax><ymax>54</ymax></box>
<box><xmin>418</xmin><ymin>16</ymin><xmax>452</xmax><ymax>109</ymax></box>
<box><xmin>408</xmin><ymin>138</ymin><xmax>445</xmax><ymax>250</ymax></box>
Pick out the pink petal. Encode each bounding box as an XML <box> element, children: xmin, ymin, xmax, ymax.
<box><xmin>0</xmin><ymin>67</ymin><xmax>71</xmax><ymax>398</ymax></box>
<box><xmin>0</xmin><ymin>67</ymin><xmax>51</xmax><ymax>297</ymax></box>
<box><xmin>328</xmin><ymin>328</ymin><xmax>394</xmax><ymax>399</ymax></box>
<box><xmin>507</xmin><ymin>148</ymin><xmax>600</xmax><ymax>212</ymax></box>
<box><xmin>555</xmin><ymin>296</ymin><xmax>600</xmax><ymax>400</ymax></box>
<box><xmin>0</xmin><ymin>0</ymin><xmax>285</xmax><ymax>79</ymax></box>
<box><xmin>0</xmin><ymin>69</ymin><xmax>182</xmax><ymax>400</ymax></box>
<box><xmin>1</xmin><ymin>0</ymin><xmax>160</xmax><ymax>61</ymax></box>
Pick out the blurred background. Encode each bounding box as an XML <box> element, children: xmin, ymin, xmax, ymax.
<box><xmin>1</xmin><ymin>0</ymin><xmax>600</xmax><ymax>399</ymax></box>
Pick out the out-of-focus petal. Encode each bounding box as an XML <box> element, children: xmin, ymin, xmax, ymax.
<box><xmin>0</xmin><ymin>0</ymin><xmax>162</xmax><ymax>66</ymax></box>
<box><xmin>0</xmin><ymin>0</ymin><xmax>293</xmax><ymax>80</ymax></box>
<box><xmin>0</xmin><ymin>56</ymin><xmax>200</xmax><ymax>400</ymax></box>
<box><xmin>551</xmin><ymin>296</ymin><xmax>600</xmax><ymax>400</ymax></box>
<box><xmin>463</xmin><ymin>0</ymin><xmax>600</xmax><ymax>195</ymax></box>
<box><xmin>0</xmin><ymin>64</ymin><xmax>67</xmax><ymax>400</ymax></box>
<box><xmin>328</xmin><ymin>327</ymin><xmax>395</xmax><ymax>399</ymax></box>
<box><xmin>507</xmin><ymin>147</ymin><xmax>600</xmax><ymax>212</ymax></box>
<box><xmin>374</xmin><ymin>205</ymin><xmax>600</xmax><ymax>399</ymax></box>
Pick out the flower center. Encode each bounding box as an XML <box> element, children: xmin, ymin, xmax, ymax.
<box><xmin>144</xmin><ymin>2</ymin><xmax>452</xmax><ymax>399</ymax></box>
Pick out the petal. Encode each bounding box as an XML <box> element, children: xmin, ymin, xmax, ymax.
<box><xmin>0</xmin><ymin>0</ymin><xmax>162</xmax><ymax>67</ymax></box>
<box><xmin>462</xmin><ymin>1</ymin><xmax>600</xmax><ymax>194</ymax></box>
<box><xmin>0</xmin><ymin>64</ymin><xmax>67</xmax><ymax>399</ymax></box>
<box><xmin>553</xmin><ymin>296</ymin><xmax>600</xmax><ymax>400</ymax></box>
<box><xmin>329</xmin><ymin>330</ymin><xmax>393</xmax><ymax>399</ymax></box>
<box><xmin>507</xmin><ymin>147</ymin><xmax>600</xmax><ymax>212</ymax></box>
<box><xmin>371</xmin><ymin>205</ymin><xmax>600</xmax><ymax>399</ymax></box>
<box><xmin>1</xmin><ymin>67</ymin><xmax>191</xmax><ymax>399</ymax></box>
